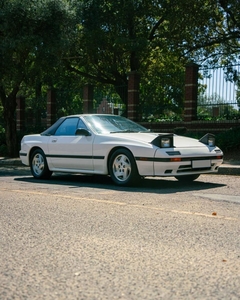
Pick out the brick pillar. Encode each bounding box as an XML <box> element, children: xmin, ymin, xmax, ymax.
<box><xmin>83</xmin><ymin>84</ymin><xmax>94</xmax><ymax>113</ymax></box>
<box><xmin>184</xmin><ymin>63</ymin><xmax>199</xmax><ymax>121</ymax></box>
<box><xmin>47</xmin><ymin>88</ymin><xmax>56</xmax><ymax>127</ymax></box>
<box><xmin>16</xmin><ymin>96</ymin><xmax>25</xmax><ymax>131</ymax></box>
<box><xmin>127</xmin><ymin>71</ymin><xmax>140</xmax><ymax>121</ymax></box>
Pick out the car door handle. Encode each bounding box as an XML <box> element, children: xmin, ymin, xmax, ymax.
<box><xmin>51</xmin><ymin>139</ymin><xmax>58</xmax><ymax>143</ymax></box>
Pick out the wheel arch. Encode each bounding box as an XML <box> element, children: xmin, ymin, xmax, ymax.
<box><xmin>107</xmin><ymin>146</ymin><xmax>137</xmax><ymax>174</ymax></box>
<box><xmin>28</xmin><ymin>146</ymin><xmax>45</xmax><ymax>165</ymax></box>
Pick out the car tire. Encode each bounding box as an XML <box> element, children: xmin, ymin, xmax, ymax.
<box><xmin>30</xmin><ymin>149</ymin><xmax>52</xmax><ymax>179</ymax></box>
<box><xmin>175</xmin><ymin>174</ymin><xmax>200</xmax><ymax>182</ymax></box>
<box><xmin>109</xmin><ymin>148</ymin><xmax>140</xmax><ymax>186</ymax></box>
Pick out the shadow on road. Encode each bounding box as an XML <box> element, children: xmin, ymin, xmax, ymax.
<box><xmin>12</xmin><ymin>172</ymin><xmax>226</xmax><ymax>194</ymax></box>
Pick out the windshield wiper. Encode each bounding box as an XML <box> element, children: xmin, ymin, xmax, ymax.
<box><xmin>110</xmin><ymin>130</ymin><xmax>138</xmax><ymax>133</ymax></box>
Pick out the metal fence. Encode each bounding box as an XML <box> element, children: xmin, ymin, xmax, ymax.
<box><xmin>16</xmin><ymin>85</ymin><xmax>126</xmax><ymax>132</ymax></box>
<box><xmin>198</xmin><ymin>65</ymin><xmax>240</xmax><ymax>119</ymax></box>
<box><xmin>94</xmin><ymin>85</ymin><xmax>127</xmax><ymax>114</ymax></box>
<box><xmin>139</xmin><ymin>71</ymin><xmax>185</xmax><ymax>120</ymax></box>
<box><xmin>55</xmin><ymin>88</ymin><xmax>84</xmax><ymax>117</ymax></box>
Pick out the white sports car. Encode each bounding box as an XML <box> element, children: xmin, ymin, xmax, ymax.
<box><xmin>19</xmin><ymin>114</ymin><xmax>223</xmax><ymax>186</ymax></box>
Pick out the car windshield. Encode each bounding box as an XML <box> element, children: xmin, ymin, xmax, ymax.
<box><xmin>83</xmin><ymin>115</ymin><xmax>149</xmax><ymax>134</ymax></box>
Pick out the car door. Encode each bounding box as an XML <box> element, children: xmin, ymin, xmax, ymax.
<box><xmin>47</xmin><ymin>117</ymin><xmax>94</xmax><ymax>170</ymax></box>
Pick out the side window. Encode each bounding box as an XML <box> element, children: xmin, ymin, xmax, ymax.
<box><xmin>77</xmin><ymin>119</ymin><xmax>88</xmax><ymax>130</ymax></box>
<box><xmin>55</xmin><ymin>118</ymin><xmax>79</xmax><ymax>136</ymax></box>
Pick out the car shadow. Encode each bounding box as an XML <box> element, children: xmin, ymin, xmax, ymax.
<box><xmin>14</xmin><ymin>172</ymin><xmax>226</xmax><ymax>194</ymax></box>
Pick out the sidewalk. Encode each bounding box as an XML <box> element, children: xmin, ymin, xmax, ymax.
<box><xmin>1</xmin><ymin>157</ymin><xmax>240</xmax><ymax>175</ymax></box>
<box><xmin>0</xmin><ymin>157</ymin><xmax>24</xmax><ymax>166</ymax></box>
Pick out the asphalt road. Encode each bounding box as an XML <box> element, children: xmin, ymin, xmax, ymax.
<box><xmin>0</xmin><ymin>167</ymin><xmax>239</xmax><ymax>300</ymax></box>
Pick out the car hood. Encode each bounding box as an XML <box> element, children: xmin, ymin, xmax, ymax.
<box><xmin>110</xmin><ymin>132</ymin><xmax>207</xmax><ymax>148</ymax></box>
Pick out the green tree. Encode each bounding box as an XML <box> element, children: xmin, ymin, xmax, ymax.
<box><xmin>0</xmin><ymin>0</ymin><xmax>73</xmax><ymax>156</ymax></box>
<box><xmin>66</xmin><ymin>0</ymin><xmax>239</xmax><ymax>110</ymax></box>
<box><xmin>180</xmin><ymin>0</ymin><xmax>240</xmax><ymax>64</ymax></box>
<box><xmin>139</xmin><ymin>53</ymin><xmax>185</xmax><ymax>119</ymax></box>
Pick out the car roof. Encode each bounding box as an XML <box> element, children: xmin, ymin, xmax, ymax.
<box><xmin>41</xmin><ymin>114</ymin><xmax>125</xmax><ymax>135</ymax></box>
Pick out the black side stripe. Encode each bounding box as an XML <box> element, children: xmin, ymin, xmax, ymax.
<box><xmin>19</xmin><ymin>152</ymin><xmax>27</xmax><ymax>157</ymax></box>
<box><xmin>46</xmin><ymin>154</ymin><xmax>104</xmax><ymax>160</ymax></box>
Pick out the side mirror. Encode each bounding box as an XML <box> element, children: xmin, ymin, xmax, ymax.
<box><xmin>75</xmin><ymin>128</ymin><xmax>91</xmax><ymax>136</ymax></box>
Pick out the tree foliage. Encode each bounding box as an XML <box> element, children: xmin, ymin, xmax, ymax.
<box><xmin>0</xmin><ymin>0</ymin><xmax>74</xmax><ymax>156</ymax></box>
<box><xmin>66</xmin><ymin>0</ymin><xmax>240</xmax><ymax>107</ymax></box>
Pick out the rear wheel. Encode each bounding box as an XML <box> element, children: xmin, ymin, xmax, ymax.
<box><xmin>30</xmin><ymin>149</ymin><xmax>52</xmax><ymax>179</ymax></box>
<box><xmin>175</xmin><ymin>174</ymin><xmax>200</xmax><ymax>182</ymax></box>
<box><xmin>109</xmin><ymin>148</ymin><xmax>140</xmax><ymax>186</ymax></box>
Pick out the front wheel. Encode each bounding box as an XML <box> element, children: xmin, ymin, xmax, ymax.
<box><xmin>175</xmin><ymin>174</ymin><xmax>200</xmax><ymax>182</ymax></box>
<box><xmin>109</xmin><ymin>148</ymin><xmax>140</xmax><ymax>186</ymax></box>
<box><xmin>30</xmin><ymin>149</ymin><xmax>52</xmax><ymax>179</ymax></box>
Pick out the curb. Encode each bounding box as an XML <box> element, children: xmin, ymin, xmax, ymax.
<box><xmin>218</xmin><ymin>164</ymin><xmax>240</xmax><ymax>175</ymax></box>
<box><xmin>0</xmin><ymin>158</ymin><xmax>25</xmax><ymax>166</ymax></box>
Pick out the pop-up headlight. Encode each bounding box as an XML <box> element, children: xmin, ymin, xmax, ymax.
<box><xmin>161</xmin><ymin>137</ymin><xmax>171</xmax><ymax>148</ymax></box>
<box><xmin>208</xmin><ymin>136</ymin><xmax>215</xmax><ymax>147</ymax></box>
<box><xmin>199</xmin><ymin>133</ymin><xmax>215</xmax><ymax>147</ymax></box>
<box><xmin>151</xmin><ymin>134</ymin><xmax>174</xmax><ymax>148</ymax></box>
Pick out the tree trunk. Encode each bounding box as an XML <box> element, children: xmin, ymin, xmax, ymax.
<box><xmin>3</xmin><ymin>94</ymin><xmax>18</xmax><ymax>158</ymax></box>
<box><xmin>115</xmin><ymin>84</ymin><xmax>128</xmax><ymax>105</ymax></box>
